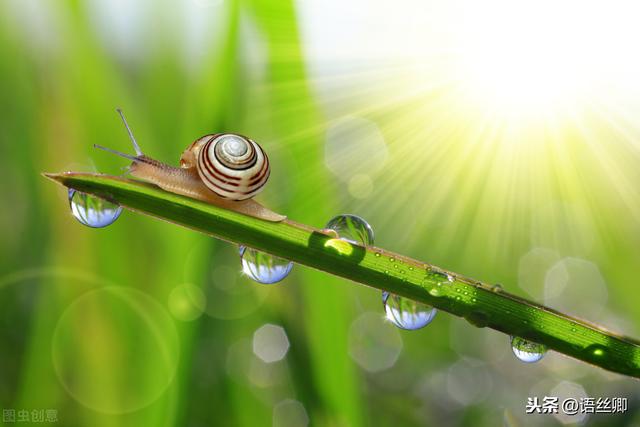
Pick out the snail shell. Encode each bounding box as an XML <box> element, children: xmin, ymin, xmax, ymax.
<box><xmin>95</xmin><ymin>110</ymin><xmax>285</xmax><ymax>222</ymax></box>
<box><xmin>181</xmin><ymin>134</ymin><xmax>269</xmax><ymax>201</ymax></box>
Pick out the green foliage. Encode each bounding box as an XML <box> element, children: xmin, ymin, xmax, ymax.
<box><xmin>46</xmin><ymin>172</ymin><xmax>640</xmax><ymax>379</ymax></box>
<box><xmin>2</xmin><ymin>0</ymin><xmax>640</xmax><ymax>426</ymax></box>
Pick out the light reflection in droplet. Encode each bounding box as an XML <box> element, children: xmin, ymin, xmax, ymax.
<box><xmin>324</xmin><ymin>214</ymin><xmax>374</xmax><ymax>246</ymax></box>
<box><xmin>382</xmin><ymin>291</ymin><xmax>437</xmax><ymax>330</ymax></box>
<box><xmin>510</xmin><ymin>336</ymin><xmax>547</xmax><ymax>363</ymax></box>
<box><xmin>240</xmin><ymin>246</ymin><xmax>293</xmax><ymax>284</ymax></box>
<box><xmin>68</xmin><ymin>189</ymin><xmax>123</xmax><ymax>228</ymax></box>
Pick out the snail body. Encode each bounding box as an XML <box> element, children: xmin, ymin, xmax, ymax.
<box><xmin>95</xmin><ymin>110</ymin><xmax>285</xmax><ymax>222</ymax></box>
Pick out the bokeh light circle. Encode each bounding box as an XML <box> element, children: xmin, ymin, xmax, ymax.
<box><xmin>52</xmin><ymin>287</ymin><xmax>179</xmax><ymax>414</ymax></box>
<box><xmin>168</xmin><ymin>283</ymin><xmax>206</xmax><ymax>321</ymax></box>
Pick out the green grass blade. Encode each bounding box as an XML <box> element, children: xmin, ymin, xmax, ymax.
<box><xmin>44</xmin><ymin>172</ymin><xmax>640</xmax><ymax>379</ymax></box>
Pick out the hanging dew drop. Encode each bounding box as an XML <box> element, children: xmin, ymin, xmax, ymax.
<box><xmin>510</xmin><ymin>336</ymin><xmax>547</xmax><ymax>363</ymax></box>
<box><xmin>68</xmin><ymin>189</ymin><xmax>123</xmax><ymax>228</ymax></box>
<box><xmin>323</xmin><ymin>214</ymin><xmax>374</xmax><ymax>245</ymax></box>
<box><xmin>382</xmin><ymin>291</ymin><xmax>437</xmax><ymax>330</ymax></box>
<box><xmin>239</xmin><ymin>246</ymin><xmax>293</xmax><ymax>284</ymax></box>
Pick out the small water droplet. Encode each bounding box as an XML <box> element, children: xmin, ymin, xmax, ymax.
<box><xmin>428</xmin><ymin>283</ymin><xmax>444</xmax><ymax>297</ymax></box>
<box><xmin>510</xmin><ymin>336</ymin><xmax>547</xmax><ymax>363</ymax></box>
<box><xmin>492</xmin><ymin>284</ymin><xmax>503</xmax><ymax>292</ymax></box>
<box><xmin>68</xmin><ymin>189</ymin><xmax>123</xmax><ymax>228</ymax></box>
<box><xmin>389</xmin><ymin>257</ymin><xmax>395</xmax><ymax>262</ymax></box>
<box><xmin>375</xmin><ymin>253</ymin><xmax>381</xmax><ymax>257</ymax></box>
<box><xmin>239</xmin><ymin>246</ymin><xmax>293</xmax><ymax>284</ymax></box>
<box><xmin>425</xmin><ymin>269</ymin><xmax>454</xmax><ymax>286</ymax></box>
<box><xmin>393</xmin><ymin>264</ymin><xmax>398</xmax><ymax>269</ymax></box>
<box><xmin>324</xmin><ymin>214</ymin><xmax>374</xmax><ymax>245</ymax></box>
<box><xmin>382</xmin><ymin>291</ymin><xmax>436</xmax><ymax>330</ymax></box>
<box><xmin>409</xmin><ymin>267</ymin><xmax>414</xmax><ymax>271</ymax></box>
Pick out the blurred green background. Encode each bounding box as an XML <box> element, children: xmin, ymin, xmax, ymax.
<box><xmin>1</xmin><ymin>0</ymin><xmax>640</xmax><ymax>426</ymax></box>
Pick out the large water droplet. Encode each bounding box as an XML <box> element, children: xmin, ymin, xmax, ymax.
<box><xmin>323</xmin><ymin>214</ymin><xmax>374</xmax><ymax>245</ymax></box>
<box><xmin>68</xmin><ymin>189</ymin><xmax>123</xmax><ymax>228</ymax></box>
<box><xmin>382</xmin><ymin>291</ymin><xmax>437</xmax><ymax>330</ymax></box>
<box><xmin>510</xmin><ymin>336</ymin><xmax>547</xmax><ymax>363</ymax></box>
<box><xmin>239</xmin><ymin>246</ymin><xmax>293</xmax><ymax>284</ymax></box>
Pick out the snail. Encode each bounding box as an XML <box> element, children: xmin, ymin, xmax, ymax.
<box><xmin>94</xmin><ymin>109</ymin><xmax>285</xmax><ymax>222</ymax></box>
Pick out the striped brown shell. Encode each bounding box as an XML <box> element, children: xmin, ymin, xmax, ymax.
<box><xmin>181</xmin><ymin>133</ymin><xmax>270</xmax><ymax>201</ymax></box>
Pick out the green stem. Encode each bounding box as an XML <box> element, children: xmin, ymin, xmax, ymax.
<box><xmin>45</xmin><ymin>172</ymin><xmax>640</xmax><ymax>379</ymax></box>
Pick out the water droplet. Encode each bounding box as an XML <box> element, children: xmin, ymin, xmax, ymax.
<box><xmin>382</xmin><ymin>291</ymin><xmax>436</xmax><ymax>330</ymax></box>
<box><xmin>492</xmin><ymin>284</ymin><xmax>503</xmax><ymax>292</ymax></box>
<box><xmin>425</xmin><ymin>269</ymin><xmax>454</xmax><ymax>286</ymax></box>
<box><xmin>428</xmin><ymin>283</ymin><xmax>444</xmax><ymax>297</ymax></box>
<box><xmin>510</xmin><ymin>336</ymin><xmax>547</xmax><ymax>363</ymax></box>
<box><xmin>375</xmin><ymin>253</ymin><xmax>381</xmax><ymax>257</ymax></box>
<box><xmin>239</xmin><ymin>246</ymin><xmax>293</xmax><ymax>284</ymax></box>
<box><xmin>324</xmin><ymin>214</ymin><xmax>374</xmax><ymax>245</ymax></box>
<box><xmin>68</xmin><ymin>189</ymin><xmax>122</xmax><ymax>228</ymax></box>
<box><xmin>321</xmin><ymin>228</ymin><xmax>339</xmax><ymax>239</ymax></box>
<box><xmin>389</xmin><ymin>257</ymin><xmax>395</xmax><ymax>262</ymax></box>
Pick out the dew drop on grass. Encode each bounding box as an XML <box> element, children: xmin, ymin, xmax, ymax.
<box><xmin>239</xmin><ymin>246</ymin><xmax>293</xmax><ymax>284</ymax></box>
<box><xmin>68</xmin><ymin>189</ymin><xmax>123</xmax><ymax>228</ymax></box>
<box><xmin>382</xmin><ymin>291</ymin><xmax>437</xmax><ymax>330</ymax></box>
<box><xmin>425</xmin><ymin>269</ymin><xmax>454</xmax><ymax>285</ymax></box>
<box><xmin>424</xmin><ymin>269</ymin><xmax>454</xmax><ymax>297</ymax></box>
<box><xmin>510</xmin><ymin>336</ymin><xmax>547</xmax><ymax>363</ymax></box>
<box><xmin>323</xmin><ymin>214</ymin><xmax>374</xmax><ymax>245</ymax></box>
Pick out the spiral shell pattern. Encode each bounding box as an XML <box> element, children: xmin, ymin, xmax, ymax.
<box><xmin>196</xmin><ymin>134</ymin><xmax>270</xmax><ymax>200</ymax></box>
